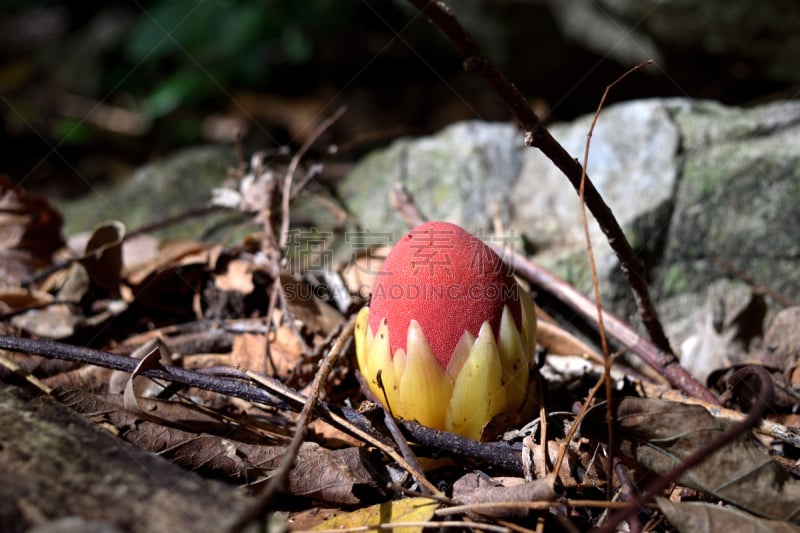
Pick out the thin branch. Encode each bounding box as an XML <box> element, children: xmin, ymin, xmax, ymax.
<box><xmin>581</xmin><ymin>60</ymin><xmax>654</xmax><ymax>498</ymax></box>
<box><xmin>404</xmin><ymin>0</ymin><xmax>678</xmax><ymax>378</ymax></box>
<box><xmin>507</xmin><ymin>252</ymin><xmax>718</xmax><ymax>404</ymax></box>
<box><xmin>0</xmin><ymin>334</ymin><xmax>525</xmax><ymax>473</ymax></box>
<box><xmin>278</xmin><ymin>106</ymin><xmax>347</xmax><ymax>249</ymax></box>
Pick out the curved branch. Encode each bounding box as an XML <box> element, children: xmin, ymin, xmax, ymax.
<box><xmin>404</xmin><ymin>0</ymin><xmax>680</xmax><ymax>383</ymax></box>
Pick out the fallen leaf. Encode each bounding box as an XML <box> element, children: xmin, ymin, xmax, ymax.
<box><xmin>213</xmin><ymin>258</ymin><xmax>255</xmax><ymax>293</ymax></box>
<box><xmin>313</xmin><ymin>497</ymin><xmax>438</xmax><ymax>533</ymax></box>
<box><xmin>581</xmin><ymin>397</ymin><xmax>800</xmax><ymax>522</ymax></box>
<box><xmin>78</xmin><ymin>220</ymin><xmax>125</xmax><ymax>294</ymax></box>
<box><xmin>10</xmin><ymin>303</ymin><xmax>81</xmax><ymax>339</ymax></box>
<box><xmin>760</xmin><ymin>307</ymin><xmax>800</xmax><ymax>382</ymax></box>
<box><xmin>58</xmin><ymin>388</ymin><xmax>385</xmax><ymax>505</ymax></box>
<box><xmin>230</xmin><ymin>329</ymin><xmax>303</xmax><ymax>380</ymax></box>
<box><xmin>451</xmin><ymin>472</ymin><xmax>556</xmax><ymax>519</ymax></box>
<box><xmin>0</xmin><ymin>286</ymin><xmax>53</xmax><ymax>312</ymax></box>
<box><xmin>680</xmin><ymin>283</ymin><xmax>766</xmax><ymax>385</ymax></box>
<box><xmin>281</xmin><ymin>274</ymin><xmax>343</xmax><ymax>336</ymax></box>
<box><xmin>536</xmin><ymin>320</ymin><xmax>601</xmax><ymax>361</ymax></box>
<box><xmin>657</xmin><ymin>496</ymin><xmax>800</xmax><ymax>532</ymax></box>
<box><xmin>340</xmin><ymin>245</ymin><xmax>390</xmax><ymax>301</ymax></box>
<box><xmin>0</xmin><ymin>174</ymin><xmax>63</xmax><ymax>284</ymax></box>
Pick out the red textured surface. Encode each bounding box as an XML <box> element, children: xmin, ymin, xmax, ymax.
<box><xmin>369</xmin><ymin>221</ymin><xmax>522</xmax><ymax>368</ymax></box>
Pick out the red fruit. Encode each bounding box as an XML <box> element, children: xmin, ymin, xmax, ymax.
<box><xmin>369</xmin><ymin>221</ymin><xmax>522</xmax><ymax>368</ymax></box>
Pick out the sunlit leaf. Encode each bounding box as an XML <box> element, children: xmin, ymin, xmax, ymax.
<box><xmin>313</xmin><ymin>497</ymin><xmax>438</xmax><ymax>533</ymax></box>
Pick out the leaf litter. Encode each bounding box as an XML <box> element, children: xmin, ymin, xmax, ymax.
<box><xmin>1</xmin><ymin>35</ymin><xmax>800</xmax><ymax>533</ymax></box>
<box><xmin>2</xmin><ymin>128</ymin><xmax>800</xmax><ymax>532</ymax></box>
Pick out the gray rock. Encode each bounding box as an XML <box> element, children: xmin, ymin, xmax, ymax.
<box><xmin>56</xmin><ymin>145</ymin><xmax>237</xmax><ymax>238</ymax></box>
<box><xmin>339</xmin><ymin>97</ymin><xmax>800</xmax><ymax>356</ymax></box>
<box><xmin>338</xmin><ymin>121</ymin><xmax>523</xmax><ymax>239</ymax></box>
<box><xmin>340</xmin><ymin>99</ymin><xmax>682</xmax><ymax>305</ymax></box>
<box><xmin>656</xmin><ymin>100</ymin><xmax>800</xmax><ymax>344</ymax></box>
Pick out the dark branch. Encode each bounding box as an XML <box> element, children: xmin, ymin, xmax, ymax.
<box><xmin>405</xmin><ymin>0</ymin><xmax>682</xmax><ymax>386</ymax></box>
<box><xmin>0</xmin><ymin>335</ymin><xmax>523</xmax><ymax>473</ymax></box>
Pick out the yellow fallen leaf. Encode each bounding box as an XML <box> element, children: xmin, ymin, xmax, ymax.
<box><xmin>312</xmin><ymin>497</ymin><xmax>438</xmax><ymax>533</ymax></box>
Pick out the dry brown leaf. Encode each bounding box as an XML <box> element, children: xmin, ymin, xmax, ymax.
<box><xmin>340</xmin><ymin>245</ymin><xmax>391</xmax><ymax>300</ymax></box>
<box><xmin>281</xmin><ymin>274</ymin><xmax>344</xmax><ymax>336</ymax></box>
<box><xmin>0</xmin><ymin>175</ymin><xmax>63</xmax><ymax>285</ymax></box>
<box><xmin>13</xmin><ymin>222</ymin><xmax>132</xmax><ymax>339</ymax></box>
<box><xmin>536</xmin><ymin>320</ymin><xmax>601</xmax><ymax>361</ymax></box>
<box><xmin>213</xmin><ymin>258</ymin><xmax>255</xmax><ymax>293</ymax></box>
<box><xmin>657</xmin><ymin>497</ymin><xmax>800</xmax><ymax>533</ymax></box>
<box><xmin>41</xmin><ymin>363</ymin><xmax>114</xmax><ymax>391</ymax></box>
<box><xmin>451</xmin><ymin>472</ymin><xmax>556</xmax><ymax>519</ymax></box>
<box><xmin>95</xmin><ymin>392</ymin><xmax>268</xmax><ymax>443</ymax></box>
<box><xmin>528</xmin><ymin>437</ymin><xmax>579</xmax><ymax>488</ymax></box>
<box><xmin>112</xmin><ymin>339</ymin><xmax>171</xmax><ymax>400</ymax></box>
<box><xmin>308</xmin><ymin>418</ymin><xmax>364</xmax><ymax>448</ymax></box>
<box><xmin>760</xmin><ymin>307</ymin><xmax>800</xmax><ymax>381</ymax></box>
<box><xmin>0</xmin><ymin>286</ymin><xmax>53</xmax><ymax>313</ymax></box>
<box><xmin>58</xmin><ymin>388</ymin><xmax>384</xmax><ymax>505</ymax></box>
<box><xmin>125</xmin><ymin>239</ymin><xmax>212</xmax><ymax>286</ymax></box>
<box><xmin>581</xmin><ymin>397</ymin><xmax>800</xmax><ymax>522</ymax></box>
<box><xmin>229</xmin><ymin>329</ymin><xmax>304</xmax><ymax>380</ymax></box>
<box><xmin>229</xmin><ymin>332</ymin><xmax>267</xmax><ymax>371</ymax></box>
<box><xmin>10</xmin><ymin>303</ymin><xmax>82</xmax><ymax>339</ymax></box>
<box><xmin>120</xmin><ymin>233</ymin><xmax>161</xmax><ymax>272</ymax></box>
<box><xmin>78</xmin><ymin>220</ymin><xmax>124</xmax><ymax>294</ymax></box>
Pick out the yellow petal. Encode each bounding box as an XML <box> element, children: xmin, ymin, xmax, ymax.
<box><xmin>362</xmin><ymin>315</ymin><xmax>398</xmax><ymax>409</ymax></box>
<box><xmin>396</xmin><ymin>320</ymin><xmax>453</xmax><ymax>430</ymax></box>
<box><xmin>355</xmin><ymin>306</ymin><xmax>372</xmax><ymax>377</ymax></box>
<box><xmin>445</xmin><ymin>329</ymin><xmax>475</xmax><ymax>381</ymax></box>
<box><xmin>446</xmin><ymin>322</ymin><xmax>504</xmax><ymax>440</ymax></box>
<box><xmin>497</xmin><ymin>305</ymin><xmax>529</xmax><ymax>407</ymax></box>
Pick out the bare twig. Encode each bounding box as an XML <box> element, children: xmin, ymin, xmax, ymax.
<box><xmin>390</xmin><ymin>182</ymin><xmax>427</xmax><ymax>227</ymax></box>
<box><xmin>0</xmin><ymin>335</ymin><xmax>524</xmax><ymax>473</ymax></box>
<box><xmin>278</xmin><ymin>106</ymin><xmax>347</xmax><ymax>249</ymax></box>
<box><xmin>508</xmin><ymin>253</ymin><xmax>718</xmax><ymax>404</ymax></box>
<box><xmin>404</xmin><ymin>0</ymin><xmax>679</xmax><ymax>383</ymax></box>
<box><xmin>580</xmin><ymin>60</ymin><xmax>654</xmax><ymax>497</ymax></box>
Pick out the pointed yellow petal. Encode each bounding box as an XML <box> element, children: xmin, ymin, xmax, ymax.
<box><xmin>396</xmin><ymin>320</ymin><xmax>453</xmax><ymax>430</ymax></box>
<box><xmin>446</xmin><ymin>322</ymin><xmax>504</xmax><ymax>440</ymax></box>
<box><xmin>355</xmin><ymin>306</ymin><xmax>372</xmax><ymax>376</ymax></box>
<box><xmin>385</xmin><ymin>347</ymin><xmax>406</xmax><ymax>416</ymax></box>
<box><xmin>497</xmin><ymin>305</ymin><xmax>529</xmax><ymax>407</ymax></box>
<box><xmin>363</xmin><ymin>316</ymin><xmax>397</xmax><ymax>408</ymax></box>
<box><xmin>445</xmin><ymin>329</ymin><xmax>475</xmax><ymax>381</ymax></box>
